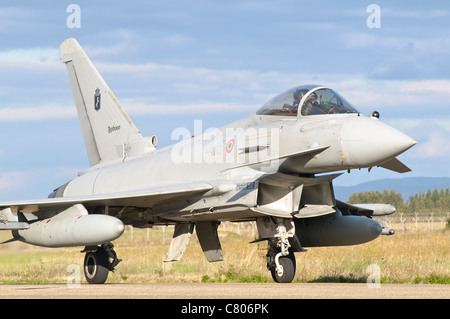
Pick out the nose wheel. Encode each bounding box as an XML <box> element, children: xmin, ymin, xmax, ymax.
<box><xmin>82</xmin><ymin>243</ymin><xmax>121</xmax><ymax>284</ymax></box>
<box><xmin>267</xmin><ymin>240</ymin><xmax>296</xmax><ymax>283</ymax></box>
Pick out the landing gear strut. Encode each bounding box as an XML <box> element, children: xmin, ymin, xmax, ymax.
<box><xmin>266</xmin><ymin>223</ymin><xmax>296</xmax><ymax>283</ymax></box>
<box><xmin>82</xmin><ymin>243</ymin><xmax>121</xmax><ymax>284</ymax></box>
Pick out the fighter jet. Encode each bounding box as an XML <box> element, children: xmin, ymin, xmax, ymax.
<box><xmin>0</xmin><ymin>38</ymin><xmax>416</xmax><ymax>284</ymax></box>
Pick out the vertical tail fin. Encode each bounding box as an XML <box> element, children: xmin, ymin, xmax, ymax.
<box><xmin>60</xmin><ymin>38</ymin><xmax>143</xmax><ymax>166</ymax></box>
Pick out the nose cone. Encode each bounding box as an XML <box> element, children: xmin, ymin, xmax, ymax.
<box><xmin>341</xmin><ymin>116</ymin><xmax>416</xmax><ymax>168</ymax></box>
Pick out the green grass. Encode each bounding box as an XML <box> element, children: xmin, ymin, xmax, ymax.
<box><xmin>201</xmin><ymin>265</ymin><xmax>270</xmax><ymax>283</ymax></box>
<box><xmin>413</xmin><ymin>273</ymin><xmax>450</xmax><ymax>284</ymax></box>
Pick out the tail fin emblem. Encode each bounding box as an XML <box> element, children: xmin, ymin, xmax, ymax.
<box><xmin>94</xmin><ymin>88</ymin><xmax>101</xmax><ymax>111</ymax></box>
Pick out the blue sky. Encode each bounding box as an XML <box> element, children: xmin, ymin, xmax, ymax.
<box><xmin>0</xmin><ymin>0</ymin><xmax>449</xmax><ymax>200</ymax></box>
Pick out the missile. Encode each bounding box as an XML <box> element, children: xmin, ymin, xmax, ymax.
<box><xmin>295</xmin><ymin>215</ymin><xmax>382</xmax><ymax>247</ymax></box>
<box><xmin>381</xmin><ymin>228</ymin><xmax>395</xmax><ymax>235</ymax></box>
<box><xmin>379</xmin><ymin>220</ymin><xmax>395</xmax><ymax>235</ymax></box>
<box><xmin>12</xmin><ymin>204</ymin><xmax>124</xmax><ymax>247</ymax></box>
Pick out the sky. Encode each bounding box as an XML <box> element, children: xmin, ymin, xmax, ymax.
<box><xmin>0</xmin><ymin>0</ymin><xmax>449</xmax><ymax>200</ymax></box>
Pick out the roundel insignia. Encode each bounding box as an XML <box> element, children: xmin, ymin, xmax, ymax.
<box><xmin>226</xmin><ymin>139</ymin><xmax>235</xmax><ymax>153</ymax></box>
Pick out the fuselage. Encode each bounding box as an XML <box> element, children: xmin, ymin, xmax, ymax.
<box><xmin>60</xmin><ymin>109</ymin><xmax>415</xmax><ymax>199</ymax></box>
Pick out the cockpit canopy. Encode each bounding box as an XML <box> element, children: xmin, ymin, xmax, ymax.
<box><xmin>256</xmin><ymin>85</ymin><xmax>359</xmax><ymax>117</ymax></box>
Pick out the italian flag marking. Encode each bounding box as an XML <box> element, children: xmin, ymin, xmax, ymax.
<box><xmin>226</xmin><ymin>139</ymin><xmax>235</xmax><ymax>153</ymax></box>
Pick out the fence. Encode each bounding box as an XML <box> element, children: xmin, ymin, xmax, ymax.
<box><xmin>378</xmin><ymin>211</ymin><xmax>450</xmax><ymax>233</ymax></box>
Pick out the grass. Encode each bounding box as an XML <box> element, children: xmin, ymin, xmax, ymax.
<box><xmin>0</xmin><ymin>221</ymin><xmax>448</xmax><ymax>284</ymax></box>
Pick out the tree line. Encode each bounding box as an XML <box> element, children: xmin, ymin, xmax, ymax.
<box><xmin>348</xmin><ymin>187</ymin><xmax>450</xmax><ymax>215</ymax></box>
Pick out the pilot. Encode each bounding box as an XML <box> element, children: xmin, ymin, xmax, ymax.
<box><xmin>301</xmin><ymin>92</ymin><xmax>318</xmax><ymax>115</ymax></box>
<box><xmin>282</xmin><ymin>88</ymin><xmax>304</xmax><ymax>114</ymax></box>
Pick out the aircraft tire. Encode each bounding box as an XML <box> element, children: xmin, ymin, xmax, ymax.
<box><xmin>270</xmin><ymin>253</ymin><xmax>296</xmax><ymax>283</ymax></box>
<box><xmin>84</xmin><ymin>246</ymin><xmax>110</xmax><ymax>284</ymax></box>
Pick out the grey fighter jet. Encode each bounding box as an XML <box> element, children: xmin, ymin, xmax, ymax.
<box><xmin>0</xmin><ymin>38</ymin><xmax>416</xmax><ymax>284</ymax></box>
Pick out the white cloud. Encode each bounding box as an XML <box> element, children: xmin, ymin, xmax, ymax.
<box><xmin>96</xmin><ymin>62</ymin><xmax>179</xmax><ymax>74</ymax></box>
<box><xmin>335</xmin><ymin>78</ymin><xmax>450</xmax><ymax>110</ymax></box>
<box><xmin>381</xmin><ymin>8</ymin><xmax>450</xmax><ymax>19</ymax></box>
<box><xmin>0</xmin><ymin>105</ymin><xmax>75</xmax><ymax>122</ymax></box>
<box><xmin>412</xmin><ymin>131</ymin><xmax>450</xmax><ymax>158</ymax></box>
<box><xmin>0</xmin><ymin>47</ymin><xmax>62</xmax><ymax>71</ymax></box>
<box><xmin>0</xmin><ymin>59</ymin><xmax>61</xmax><ymax>71</ymax></box>
<box><xmin>399</xmin><ymin>80</ymin><xmax>450</xmax><ymax>94</ymax></box>
<box><xmin>0</xmin><ymin>45</ymin><xmax>449</xmax><ymax>123</ymax></box>
<box><xmin>1</xmin><ymin>59</ymin><xmax>449</xmax><ymax>121</ymax></box>
<box><xmin>125</xmin><ymin>101</ymin><xmax>254</xmax><ymax>115</ymax></box>
<box><xmin>0</xmin><ymin>48</ymin><xmax>60</xmax><ymax>62</ymax></box>
<box><xmin>343</xmin><ymin>32</ymin><xmax>448</xmax><ymax>54</ymax></box>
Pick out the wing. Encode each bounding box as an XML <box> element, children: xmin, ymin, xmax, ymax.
<box><xmin>0</xmin><ymin>182</ymin><xmax>214</xmax><ymax>215</ymax></box>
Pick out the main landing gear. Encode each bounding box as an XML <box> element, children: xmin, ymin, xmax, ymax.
<box><xmin>82</xmin><ymin>242</ymin><xmax>121</xmax><ymax>284</ymax></box>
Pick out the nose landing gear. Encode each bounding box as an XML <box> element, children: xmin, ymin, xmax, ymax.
<box><xmin>266</xmin><ymin>223</ymin><xmax>296</xmax><ymax>283</ymax></box>
<box><xmin>267</xmin><ymin>245</ymin><xmax>296</xmax><ymax>283</ymax></box>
